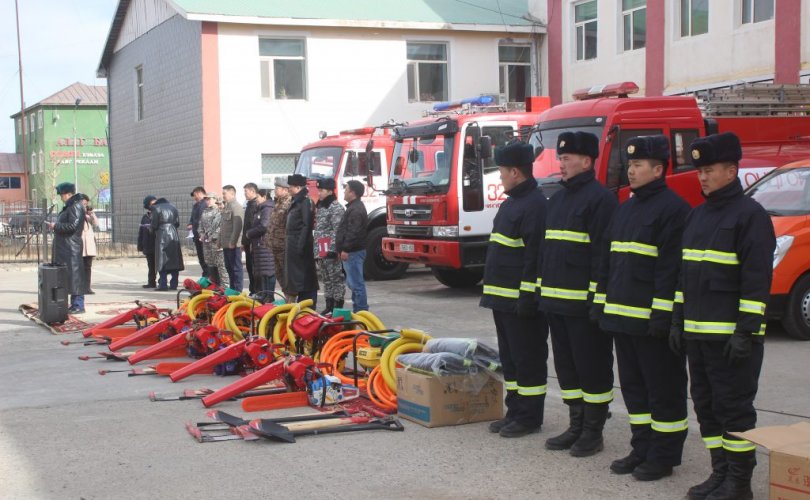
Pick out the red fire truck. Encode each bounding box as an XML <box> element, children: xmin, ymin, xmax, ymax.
<box><xmin>381</xmin><ymin>96</ymin><xmax>549</xmax><ymax>287</ymax></box>
<box><xmin>293</xmin><ymin>127</ymin><xmax>408</xmax><ymax>280</ymax></box>
<box><xmin>383</xmin><ymin>84</ymin><xmax>810</xmax><ymax>288</ymax></box>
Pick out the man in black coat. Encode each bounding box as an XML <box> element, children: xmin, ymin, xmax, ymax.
<box><xmin>187</xmin><ymin>187</ymin><xmax>207</xmax><ymax>277</ymax></box>
<box><xmin>137</xmin><ymin>195</ymin><xmax>157</xmax><ymax>288</ymax></box>
<box><xmin>151</xmin><ymin>197</ymin><xmax>185</xmax><ymax>290</ymax></box>
<box><xmin>335</xmin><ymin>180</ymin><xmax>369</xmax><ymax>312</ymax></box>
<box><xmin>242</xmin><ymin>182</ymin><xmax>259</xmax><ymax>293</ymax></box>
<box><xmin>47</xmin><ymin>182</ymin><xmax>86</xmax><ymax>314</ymax></box>
<box><xmin>283</xmin><ymin>174</ymin><xmax>319</xmax><ymax>306</ymax></box>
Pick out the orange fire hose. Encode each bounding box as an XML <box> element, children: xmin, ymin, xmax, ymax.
<box><xmin>320</xmin><ymin>330</ymin><xmax>370</xmax><ymax>389</ymax></box>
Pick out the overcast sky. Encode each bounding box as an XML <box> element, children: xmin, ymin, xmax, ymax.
<box><xmin>0</xmin><ymin>0</ymin><xmax>118</xmax><ymax>153</ymax></box>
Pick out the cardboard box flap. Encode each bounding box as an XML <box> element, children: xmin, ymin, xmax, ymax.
<box><xmin>732</xmin><ymin>422</ymin><xmax>810</xmax><ymax>452</ymax></box>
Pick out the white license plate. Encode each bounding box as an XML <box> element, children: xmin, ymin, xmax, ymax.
<box><xmin>399</xmin><ymin>243</ymin><xmax>415</xmax><ymax>252</ymax></box>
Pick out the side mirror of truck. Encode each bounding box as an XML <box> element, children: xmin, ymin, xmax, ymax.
<box><xmin>365</xmin><ymin>140</ymin><xmax>375</xmax><ymax>189</ymax></box>
<box><xmin>478</xmin><ymin>136</ymin><xmax>492</xmax><ymax>160</ymax></box>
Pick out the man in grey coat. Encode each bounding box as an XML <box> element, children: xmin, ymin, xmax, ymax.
<box><xmin>220</xmin><ymin>185</ymin><xmax>244</xmax><ymax>291</ymax></box>
<box><xmin>47</xmin><ymin>182</ymin><xmax>86</xmax><ymax>314</ymax></box>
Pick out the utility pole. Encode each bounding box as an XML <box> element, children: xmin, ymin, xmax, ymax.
<box><xmin>73</xmin><ymin>97</ymin><xmax>81</xmax><ymax>191</ymax></box>
<box><xmin>15</xmin><ymin>0</ymin><xmax>27</xmax><ymax>204</ymax></box>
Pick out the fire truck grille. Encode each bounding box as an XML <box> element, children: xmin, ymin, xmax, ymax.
<box><xmin>393</xmin><ymin>226</ymin><xmax>432</xmax><ymax>237</ymax></box>
<box><xmin>392</xmin><ymin>205</ymin><xmax>432</xmax><ymax>221</ymax></box>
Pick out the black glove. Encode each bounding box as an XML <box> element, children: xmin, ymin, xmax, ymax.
<box><xmin>515</xmin><ymin>299</ymin><xmax>537</xmax><ymax>319</ymax></box>
<box><xmin>723</xmin><ymin>331</ymin><xmax>753</xmax><ymax>364</ymax></box>
<box><xmin>648</xmin><ymin>326</ymin><xmax>669</xmax><ymax>339</ymax></box>
<box><xmin>668</xmin><ymin>325</ymin><xmax>684</xmax><ymax>355</ymax></box>
<box><xmin>588</xmin><ymin>305</ymin><xmax>602</xmax><ymax>325</ymax></box>
<box><xmin>325</xmin><ymin>251</ymin><xmax>338</xmax><ymax>259</ymax></box>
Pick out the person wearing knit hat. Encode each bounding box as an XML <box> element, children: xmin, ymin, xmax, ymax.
<box><xmin>137</xmin><ymin>195</ymin><xmax>159</xmax><ymax>287</ymax></box>
<box><xmin>670</xmin><ymin>132</ymin><xmax>775</xmax><ymax>499</ymax></box>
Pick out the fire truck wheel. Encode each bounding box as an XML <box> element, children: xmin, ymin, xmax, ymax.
<box><xmin>364</xmin><ymin>226</ymin><xmax>409</xmax><ymax>281</ymax></box>
<box><xmin>783</xmin><ymin>274</ymin><xmax>810</xmax><ymax>340</ymax></box>
<box><xmin>431</xmin><ymin>267</ymin><xmax>483</xmax><ymax>288</ymax></box>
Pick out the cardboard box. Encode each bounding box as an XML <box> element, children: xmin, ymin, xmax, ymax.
<box><xmin>396</xmin><ymin>368</ymin><xmax>503</xmax><ymax>428</ymax></box>
<box><xmin>732</xmin><ymin>422</ymin><xmax>810</xmax><ymax>499</ymax></box>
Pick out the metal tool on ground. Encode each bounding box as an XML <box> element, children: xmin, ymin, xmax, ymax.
<box><xmin>98</xmin><ymin>366</ymin><xmax>160</xmax><ymax>376</ymax></box>
<box><xmin>248</xmin><ymin>415</ymin><xmax>404</xmax><ymax>443</ymax></box>
<box><xmin>150</xmin><ymin>383</ymin><xmax>286</xmax><ymax>402</ymax></box>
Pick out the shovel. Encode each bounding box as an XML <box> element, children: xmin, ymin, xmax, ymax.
<box><xmin>248</xmin><ymin>416</ymin><xmax>404</xmax><ymax>443</ymax></box>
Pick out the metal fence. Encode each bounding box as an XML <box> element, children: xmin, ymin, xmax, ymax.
<box><xmin>0</xmin><ymin>199</ymin><xmax>197</xmax><ymax>263</ymax></box>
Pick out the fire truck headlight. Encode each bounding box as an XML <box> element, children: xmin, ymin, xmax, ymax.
<box><xmin>773</xmin><ymin>235</ymin><xmax>794</xmax><ymax>269</ymax></box>
<box><xmin>432</xmin><ymin>226</ymin><xmax>459</xmax><ymax>238</ymax></box>
<box><xmin>386</xmin><ymin>224</ymin><xmax>397</xmax><ymax>236</ymax></box>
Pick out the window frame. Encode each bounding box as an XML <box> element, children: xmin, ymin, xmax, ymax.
<box><xmin>38</xmin><ymin>109</ymin><xmax>43</xmax><ymax>130</ymax></box>
<box><xmin>135</xmin><ymin>65</ymin><xmax>144</xmax><ymax>121</ymax></box>
<box><xmin>671</xmin><ymin>129</ymin><xmax>700</xmax><ymax>173</ymax></box>
<box><xmin>741</xmin><ymin>0</ymin><xmax>774</xmax><ymax>25</ymax></box>
<box><xmin>621</xmin><ymin>0</ymin><xmax>647</xmax><ymax>52</ymax></box>
<box><xmin>498</xmin><ymin>43</ymin><xmax>533</xmax><ymax>103</ymax></box>
<box><xmin>680</xmin><ymin>0</ymin><xmax>709</xmax><ymax>38</ymax></box>
<box><xmin>30</xmin><ymin>152</ymin><xmax>36</xmax><ymax>174</ymax></box>
<box><xmin>574</xmin><ymin>0</ymin><xmax>599</xmax><ymax>62</ymax></box>
<box><xmin>259</xmin><ymin>38</ymin><xmax>308</xmax><ymax>101</ymax></box>
<box><xmin>39</xmin><ymin>148</ymin><xmax>44</xmax><ymax>173</ymax></box>
<box><xmin>406</xmin><ymin>41</ymin><xmax>450</xmax><ymax>103</ymax></box>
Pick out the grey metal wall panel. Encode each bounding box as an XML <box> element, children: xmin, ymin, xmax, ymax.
<box><xmin>107</xmin><ymin>14</ymin><xmax>203</xmax><ymax>243</ymax></box>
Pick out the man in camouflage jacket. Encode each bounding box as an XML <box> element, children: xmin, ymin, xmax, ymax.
<box><xmin>313</xmin><ymin>178</ymin><xmax>345</xmax><ymax>314</ymax></box>
<box><xmin>268</xmin><ymin>176</ymin><xmax>293</xmax><ymax>299</ymax></box>
<box><xmin>199</xmin><ymin>193</ymin><xmax>229</xmax><ymax>289</ymax></box>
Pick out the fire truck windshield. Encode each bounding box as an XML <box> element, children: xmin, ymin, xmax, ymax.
<box><xmin>295</xmin><ymin>147</ymin><xmax>343</xmax><ymax>179</ymax></box>
<box><xmin>389</xmin><ymin>134</ymin><xmax>455</xmax><ymax>193</ymax></box>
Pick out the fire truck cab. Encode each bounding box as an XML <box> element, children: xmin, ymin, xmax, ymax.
<box><xmin>293</xmin><ymin>127</ymin><xmax>408</xmax><ymax>280</ymax></box>
<box><xmin>382</xmin><ymin>96</ymin><xmax>548</xmax><ymax>287</ymax></box>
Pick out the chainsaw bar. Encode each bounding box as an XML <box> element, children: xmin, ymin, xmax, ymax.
<box><xmin>185</xmin><ymin>422</ymin><xmax>261</xmax><ymax>443</ymax></box>
<box><xmin>149</xmin><ymin>383</ymin><xmax>287</xmax><ymax>402</ymax></box>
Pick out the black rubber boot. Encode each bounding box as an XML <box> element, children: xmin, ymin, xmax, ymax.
<box><xmin>334</xmin><ymin>299</ymin><xmax>345</xmax><ymax>309</ymax></box>
<box><xmin>687</xmin><ymin>448</ymin><xmax>728</xmax><ymax>500</ymax></box>
<box><xmin>632</xmin><ymin>461</ymin><xmax>673</xmax><ymax>481</ymax></box>
<box><xmin>610</xmin><ymin>451</ymin><xmax>645</xmax><ymax>475</ymax></box>
<box><xmin>570</xmin><ymin>404</ymin><xmax>609</xmax><ymax>457</ymax></box>
<box><xmin>499</xmin><ymin>420</ymin><xmax>541</xmax><ymax>438</ymax></box>
<box><xmin>545</xmin><ymin>403</ymin><xmax>584</xmax><ymax>450</ymax></box>
<box><xmin>488</xmin><ymin>418</ymin><xmax>511</xmax><ymax>434</ymax></box>
<box><xmin>320</xmin><ymin>299</ymin><xmax>335</xmax><ymax>316</ymax></box>
<box><xmin>705</xmin><ymin>450</ymin><xmax>755</xmax><ymax>500</ymax></box>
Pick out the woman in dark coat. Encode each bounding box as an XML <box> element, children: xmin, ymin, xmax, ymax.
<box><xmin>245</xmin><ymin>189</ymin><xmax>276</xmax><ymax>294</ymax></box>
<box><xmin>283</xmin><ymin>175</ymin><xmax>319</xmax><ymax>305</ymax></box>
<box><xmin>49</xmin><ymin>182</ymin><xmax>86</xmax><ymax>313</ymax></box>
<box><xmin>150</xmin><ymin>197</ymin><xmax>184</xmax><ymax>290</ymax></box>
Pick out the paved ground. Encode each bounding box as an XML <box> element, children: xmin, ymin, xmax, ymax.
<box><xmin>0</xmin><ymin>258</ymin><xmax>807</xmax><ymax>499</ymax></box>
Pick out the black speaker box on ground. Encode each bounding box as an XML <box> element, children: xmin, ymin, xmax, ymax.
<box><xmin>38</xmin><ymin>264</ymin><xmax>68</xmax><ymax>324</ymax></box>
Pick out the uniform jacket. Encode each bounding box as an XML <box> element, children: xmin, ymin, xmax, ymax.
<box><xmin>335</xmin><ymin>198</ymin><xmax>368</xmax><ymax>253</ymax></box>
<box><xmin>538</xmin><ymin>169</ymin><xmax>618</xmax><ymax>317</ymax></box>
<box><xmin>199</xmin><ymin>205</ymin><xmax>222</xmax><ymax>247</ymax></box>
<box><xmin>220</xmin><ymin>199</ymin><xmax>244</xmax><ymax>249</ymax></box>
<box><xmin>52</xmin><ymin>193</ymin><xmax>85</xmax><ymax>295</ymax></box>
<box><xmin>268</xmin><ymin>196</ymin><xmax>291</xmax><ymax>252</ymax></box>
<box><xmin>313</xmin><ymin>195</ymin><xmax>345</xmax><ymax>259</ymax></box>
<box><xmin>137</xmin><ymin>211</ymin><xmax>155</xmax><ymax>255</ymax></box>
<box><xmin>242</xmin><ymin>198</ymin><xmax>258</xmax><ymax>248</ymax></box>
<box><xmin>284</xmin><ymin>189</ymin><xmax>318</xmax><ymax>293</ymax></box>
<box><xmin>673</xmin><ymin>178</ymin><xmax>775</xmax><ymax>341</ymax></box>
<box><xmin>246</xmin><ymin>199</ymin><xmax>275</xmax><ymax>278</ymax></box>
<box><xmin>189</xmin><ymin>199</ymin><xmax>206</xmax><ymax>238</ymax></box>
<box><xmin>596</xmin><ymin>178</ymin><xmax>690</xmax><ymax>335</ymax></box>
<box><xmin>480</xmin><ymin>177</ymin><xmax>547</xmax><ymax>313</ymax></box>
<box><xmin>150</xmin><ymin>199</ymin><xmax>185</xmax><ymax>272</ymax></box>
<box><xmin>82</xmin><ymin>210</ymin><xmax>98</xmax><ymax>257</ymax></box>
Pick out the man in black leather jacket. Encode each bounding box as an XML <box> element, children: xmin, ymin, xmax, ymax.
<box><xmin>47</xmin><ymin>182</ymin><xmax>86</xmax><ymax>314</ymax></box>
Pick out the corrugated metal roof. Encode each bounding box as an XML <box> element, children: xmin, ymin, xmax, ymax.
<box><xmin>10</xmin><ymin>82</ymin><xmax>107</xmax><ymax>118</ymax></box>
<box><xmin>0</xmin><ymin>153</ymin><xmax>25</xmax><ymax>174</ymax></box>
<box><xmin>170</xmin><ymin>0</ymin><xmax>534</xmax><ymax>26</ymax></box>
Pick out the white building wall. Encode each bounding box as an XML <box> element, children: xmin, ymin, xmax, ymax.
<box><xmin>216</xmin><ymin>24</ymin><xmax>540</xmax><ymax>191</ymax></box>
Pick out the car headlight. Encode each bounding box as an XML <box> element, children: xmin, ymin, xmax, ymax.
<box><xmin>386</xmin><ymin>224</ymin><xmax>396</xmax><ymax>236</ymax></box>
<box><xmin>432</xmin><ymin>226</ymin><xmax>459</xmax><ymax>238</ymax></box>
<box><xmin>773</xmin><ymin>235</ymin><xmax>794</xmax><ymax>269</ymax></box>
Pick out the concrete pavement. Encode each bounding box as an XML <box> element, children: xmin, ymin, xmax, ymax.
<box><xmin>0</xmin><ymin>258</ymin><xmax>807</xmax><ymax>499</ymax></box>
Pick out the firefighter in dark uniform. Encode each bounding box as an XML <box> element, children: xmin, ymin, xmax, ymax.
<box><xmin>539</xmin><ymin>131</ymin><xmax>617</xmax><ymax>457</ymax></box>
<box><xmin>670</xmin><ymin>132</ymin><xmax>775</xmax><ymax>500</ymax></box>
<box><xmin>593</xmin><ymin>135</ymin><xmax>691</xmax><ymax>481</ymax></box>
<box><xmin>480</xmin><ymin>141</ymin><xmax>549</xmax><ymax>438</ymax></box>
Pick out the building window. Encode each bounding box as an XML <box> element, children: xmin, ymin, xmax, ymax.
<box><xmin>261</xmin><ymin>154</ymin><xmax>297</xmax><ymax>187</ymax></box>
<box><xmin>135</xmin><ymin>65</ymin><xmax>144</xmax><ymax>121</ymax></box>
<box><xmin>38</xmin><ymin>109</ymin><xmax>43</xmax><ymax>129</ymax></box>
<box><xmin>16</xmin><ymin>118</ymin><xmax>20</xmax><ymax>136</ymax></box>
<box><xmin>29</xmin><ymin>115</ymin><xmax>34</xmax><ymax>134</ymax></box>
<box><xmin>406</xmin><ymin>42</ymin><xmax>449</xmax><ymax>102</ymax></box>
<box><xmin>259</xmin><ymin>39</ymin><xmax>307</xmax><ymax>100</ymax></box>
<box><xmin>680</xmin><ymin>0</ymin><xmax>709</xmax><ymax>37</ymax></box>
<box><xmin>622</xmin><ymin>0</ymin><xmax>646</xmax><ymax>51</ymax></box>
<box><xmin>0</xmin><ymin>177</ymin><xmax>22</xmax><ymax>189</ymax></box>
<box><xmin>39</xmin><ymin>149</ymin><xmax>44</xmax><ymax>173</ymax></box>
<box><xmin>30</xmin><ymin>152</ymin><xmax>36</xmax><ymax>174</ymax></box>
<box><xmin>499</xmin><ymin>44</ymin><xmax>532</xmax><ymax>103</ymax></box>
<box><xmin>31</xmin><ymin>189</ymin><xmax>37</xmax><ymax>207</ymax></box>
<box><xmin>742</xmin><ymin>0</ymin><xmax>773</xmax><ymax>24</ymax></box>
<box><xmin>575</xmin><ymin>1</ymin><xmax>598</xmax><ymax>61</ymax></box>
